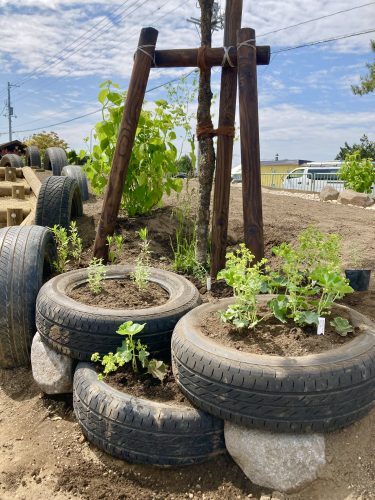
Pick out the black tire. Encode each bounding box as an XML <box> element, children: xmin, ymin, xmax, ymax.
<box><xmin>61</xmin><ymin>165</ymin><xmax>89</xmax><ymax>201</ymax></box>
<box><xmin>74</xmin><ymin>362</ymin><xmax>224</xmax><ymax>466</ymax></box>
<box><xmin>35</xmin><ymin>176</ymin><xmax>83</xmax><ymax>230</ymax></box>
<box><xmin>25</xmin><ymin>146</ymin><xmax>41</xmax><ymax>168</ymax></box>
<box><xmin>44</xmin><ymin>147</ymin><xmax>68</xmax><ymax>175</ymax></box>
<box><xmin>0</xmin><ymin>225</ymin><xmax>57</xmax><ymax>369</ymax></box>
<box><xmin>171</xmin><ymin>297</ymin><xmax>375</xmax><ymax>433</ymax></box>
<box><xmin>0</xmin><ymin>154</ymin><xmax>23</xmax><ymax>168</ymax></box>
<box><xmin>36</xmin><ymin>265</ymin><xmax>201</xmax><ymax>361</ymax></box>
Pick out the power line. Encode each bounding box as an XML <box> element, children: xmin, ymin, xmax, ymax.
<box><xmin>273</xmin><ymin>27</ymin><xmax>375</xmax><ymax>54</ymax></box>
<box><xmin>258</xmin><ymin>2</ymin><xmax>375</xmax><ymax>38</ymax></box>
<box><xmin>10</xmin><ymin>0</ymin><xmax>173</xmax><ymax>108</ymax></box>
<box><xmin>7</xmin><ymin>69</ymin><xmax>197</xmax><ymax>135</ymax></box>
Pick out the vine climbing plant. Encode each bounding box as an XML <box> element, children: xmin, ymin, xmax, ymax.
<box><xmin>81</xmin><ymin>78</ymin><xmax>196</xmax><ymax>217</ymax></box>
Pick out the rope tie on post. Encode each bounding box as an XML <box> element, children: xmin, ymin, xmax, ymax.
<box><xmin>197</xmin><ymin>45</ymin><xmax>208</xmax><ymax>72</ymax></box>
<box><xmin>221</xmin><ymin>46</ymin><xmax>235</xmax><ymax>67</ymax></box>
<box><xmin>196</xmin><ymin>122</ymin><xmax>235</xmax><ymax>140</ymax></box>
<box><xmin>236</xmin><ymin>38</ymin><xmax>256</xmax><ymax>51</ymax></box>
<box><xmin>134</xmin><ymin>44</ymin><xmax>157</xmax><ymax>67</ymax></box>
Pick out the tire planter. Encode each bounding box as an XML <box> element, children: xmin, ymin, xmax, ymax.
<box><xmin>73</xmin><ymin>362</ymin><xmax>224</xmax><ymax>466</ymax></box>
<box><xmin>0</xmin><ymin>153</ymin><xmax>23</xmax><ymax>168</ymax></box>
<box><xmin>0</xmin><ymin>225</ymin><xmax>57</xmax><ymax>368</ymax></box>
<box><xmin>172</xmin><ymin>296</ymin><xmax>375</xmax><ymax>433</ymax></box>
<box><xmin>43</xmin><ymin>147</ymin><xmax>68</xmax><ymax>175</ymax></box>
<box><xmin>35</xmin><ymin>176</ymin><xmax>83</xmax><ymax>230</ymax></box>
<box><xmin>61</xmin><ymin>165</ymin><xmax>89</xmax><ymax>201</ymax></box>
<box><xmin>25</xmin><ymin>146</ymin><xmax>41</xmax><ymax>168</ymax></box>
<box><xmin>36</xmin><ymin>265</ymin><xmax>201</xmax><ymax>361</ymax></box>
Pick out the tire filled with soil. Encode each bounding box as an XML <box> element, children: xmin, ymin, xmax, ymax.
<box><xmin>36</xmin><ymin>265</ymin><xmax>201</xmax><ymax>361</ymax></box>
<box><xmin>73</xmin><ymin>362</ymin><xmax>225</xmax><ymax>466</ymax></box>
<box><xmin>171</xmin><ymin>295</ymin><xmax>375</xmax><ymax>433</ymax></box>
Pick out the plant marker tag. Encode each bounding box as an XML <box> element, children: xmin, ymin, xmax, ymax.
<box><xmin>317</xmin><ymin>317</ymin><xmax>325</xmax><ymax>335</ymax></box>
<box><xmin>206</xmin><ymin>276</ymin><xmax>212</xmax><ymax>292</ymax></box>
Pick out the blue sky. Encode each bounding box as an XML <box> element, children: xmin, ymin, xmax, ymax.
<box><xmin>0</xmin><ymin>0</ymin><xmax>374</xmax><ymax>162</ymax></box>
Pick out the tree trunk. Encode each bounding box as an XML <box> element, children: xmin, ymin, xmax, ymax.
<box><xmin>195</xmin><ymin>0</ymin><xmax>216</xmax><ymax>266</ymax></box>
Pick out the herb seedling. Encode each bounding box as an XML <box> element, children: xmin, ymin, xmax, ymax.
<box><xmin>50</xmin><ymin>224</ymin><xmax>70</xmax><ymax>273</ymax></box>
<box><xmin>330</xmin><ymin>317</ymin><xmax>354</xmax><ymax>336</ymax></box>
<box><xmin>107</xmin><ymin>234</ymin><xmax>124</xmax><ymax>264</ymax></box>
<box><xmin>69</xmin><ymin>221</ymin><xmax>83</xmax><ymax>263</ymax></box>
<box><xmin>87</xmin><ymin>257</ymin><xmax>106</xmax><ymax>294</ymax></box>
<box><xmin>131</xmin><ymin>228</ymin><xmax>150</xmax><ymax>290</ymax></box>
<box><xmin>218</xmin><ymin>244</ymin><xmax>269</xmax><ymax>329</ymax></box>
<box><xmin>91</xmin><ymin>321</ymin><xmax>167</xmax><ymax>381</ymax></box>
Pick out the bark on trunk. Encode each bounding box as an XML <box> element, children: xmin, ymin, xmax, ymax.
<box><xmin>195</xmin><ymin>0</ymin><xmax>216</xmax><ymax>266</ymax></box>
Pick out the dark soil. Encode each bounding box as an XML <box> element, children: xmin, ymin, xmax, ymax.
<box><xmin>68</xmin><ymin>278</ymin><xmax>169</xmax><ymax>309</ymax></box>
<box><xmin>202</xmin><ymin>305</ymin><xmax>362</xmax><ymax>357</ymax></box>
<box><xmin>105</xmin><ymin>367</ymin><xmax>189</xmax><ymax>407</ymax></box>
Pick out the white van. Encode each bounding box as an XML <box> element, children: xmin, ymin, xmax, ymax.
<box><xmin>283</xmin><ymin>162</ymin><xmax>343</xmax><ymax>192</ymax></box>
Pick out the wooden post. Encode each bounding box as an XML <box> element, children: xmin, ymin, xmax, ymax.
<box><xmin>153</xmin><ymin>45</ymin><xmax>270</xmax><ymax>67</ymax></box>
<box><xmin>210</xmin><ymin>0</ymin><xmax>242</xmax><ymax>278</ymax></box>
<box><xmin>7</xmin><ymin>208</ymin><xmax>23</xmax><ymax>226</ymax></box>
<box><xmin>5</xmin><ymin>167</ymin><xmax>16</xmax><ymax>182</ymax></box>
<box><xmin>237</xmin><ymin>28</ymin><xmax>264</xmax><ymax>262</ymax></box>
<box><xmin>11</xmin><ymin>185</ymin><xmax>25</xmax><ymax>199</ymax></box>
<box><xmin>93</xmin><ymin>27</ymin><xmax>158</xmax><ymax>261</ymax></box>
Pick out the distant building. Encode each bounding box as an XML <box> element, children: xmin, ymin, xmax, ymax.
<box><xmin>231</xmin><ymin>157</ymin><xmax>311</xmax><ymax>187</ymax></box>
<box><xmin>0</xmin><ymin>140</ymin><xmax>26</xmax><ymax>158</ymax></box>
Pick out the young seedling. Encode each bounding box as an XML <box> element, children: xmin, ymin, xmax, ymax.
<box><xmin>107</xmin><ymin>234</ymin><xmax>124</xmax><ymax>264</ymax></box>
<box><xmin>131</xmin><ymin>228</ymin><xmax>150</xmax><ymax>290</ymax></box>
<box><xmin>50</xmin><ymin>224</ymin><xmax>70</xmax><ymax>273</ymax></box>
<box><xmin>69</xmin><ymin>221</ymin><xmax>83</xmax><ymax>263</ymax></box>
<box><xmin>91</xmin><ymin>321</ymin><xmax>167</xmax><ymax>381</ymax></box>
<box><xmin>330</xmin><ymin>317</ymin><xmax>353</xmax><ymax>336</ymax></box>
<box><xmin>87</xmin><ymin>257</ymin><xmax>106</xmax><ymax>294</ymax></box>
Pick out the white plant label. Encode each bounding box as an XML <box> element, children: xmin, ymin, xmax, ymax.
<box><xmin>317</xmin><ymin>317</ymin><xmax>325</xmax><ymax>335</ymax></box>
<box><xmin>206</xmin><ymin>276</ymin><xmax>212</xmax><ymax>292</ymax></box>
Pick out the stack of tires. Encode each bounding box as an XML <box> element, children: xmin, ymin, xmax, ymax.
<box><xmin>0</xmin><ymin>225</ymin><xmax>57</xmax><ymax>368</ymax></box>
<box><xmin>33</xmin><ymin>266</ymin><xmax>225</xmax><ymax>466</ymax></box>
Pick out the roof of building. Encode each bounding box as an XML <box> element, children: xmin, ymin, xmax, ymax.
<box><xmin>260</xmin><ymin>159</ymin><xmax>311</xmax><ymax>166</ymax></box>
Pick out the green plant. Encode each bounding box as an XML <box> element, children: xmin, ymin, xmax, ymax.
<box><xmin>87</xmin><ymin>257</ymin><xmax>106</xmax><ymax>294</ymax></box>
<box><xmin>131</xmin><ymin>228</ymin><xmax>150</xmax><ymax>290</ymax></box>
<box><xmin>91</xmin><ymin>321</ymin><xmax>167</xmax><ymax>381</ymax></box>
<box><xmin>107</xmin><ymin>234</ymin><xmax>124</xmax><ymax>264</ymax></box>
<box><xmin>338</xmin><ymin>151</ymin><xmax>375</xmax><ymax>194</ymax></box>
<box><xmin>81</xmin><ymin>79</ymin><xmax>194</xmax><ymax>217</ymax></box>
<box><xmin>50</xmin><ymin>224</ymin><xmax>70</xmax><ymax>273</ymax></box>
<box><xmin>330</xmin><ymin>316</ymin><xmax>354</xmax><ymax>336</ymax></box>
<box><xmin>218</xmin><ymin>244</ymin><xmax>269</xmax><ymax>329</ymax></box>
<box><xmin>69</xmin><ymin>221</ymin><xmax>83</xmax><ymax>263</ymax></box>
<box><xmin>269</xmin><ymin>227</ymin><xmax>353</xmax><ymax>327</ymax></box>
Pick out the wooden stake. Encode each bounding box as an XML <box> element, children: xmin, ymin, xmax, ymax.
<box><xmin>7</xmin><ymin>208</ymin><xmax>24</xmax><ymax>226</ymax></box>
<box><xmin>11</xmin><ymin>185</ymin><xmax>25</xmax><ymax>199</ymax></box>
<box><xmin>153</xmin><ymin>45</ymin><xmax>270</xmax><ymax>67</ymax></box>
<box><xmin>94</xmin><ymin>28</ymin><xmax>158</xmax><ymax>260</ymax></box>
<box><xmin>5</xmin><ymin>168</ymin><xmax>16</xmax><ymax>182</ymax></box>
<box><xmin>237</xmin><ymin>28</ymin><xmax>264</xmax><ymax>262</ymax></box>
<box><xmin>211</xmin><ymin>0</ymin><xmax>242</xmax><ymax>278</ymax></box>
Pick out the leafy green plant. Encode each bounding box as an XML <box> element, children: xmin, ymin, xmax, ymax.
<box><xmin>131</xmin><ymin>228</ymin><xmax>150</xmax><ymax>290</ymax></box>
<box><xmin>87</xmin><ymin>257</ymin><xmax>106</xmax><ymax>294</ymax></box>
<box><xmin>80</xmin><ymin>79</ymin><xmax>196</xmax><ymax>217</ymax></box>
<box><xmin>107</xmin><ymin>234</ymin><xmax>124</xmax><ymax>264</ymax></box>
<box><xmin>218</xmin><ymin>244</ymin><xmax>269</xmax><ymax>329</ymax></box>
<box><xmin>338</xmin><ymin>151</ymin><xmax>375</xmax><ymax>194</ymax></box>
<box><xmin>91</xmin><ymin>321</ymin><xmax>167</xmax><ymax>381</ymax></box>
<box><xmin>50</xmin><ymin>225</ymin><xmax>70</xmax><ymax>273</ymax></box>
<box><xmin>330</xmin><ymin>316</ymin><xmax>354</xmax><ymax>336</ymax></box>
<box><xmin>269</xmin><ymin>227</ymin><xmax>353</xmax><ymax>327</ymax></box>
<box><xmin>69</xmin><ymin>221</ymin><xmax>83</xmax><ymax>263</ymax></box>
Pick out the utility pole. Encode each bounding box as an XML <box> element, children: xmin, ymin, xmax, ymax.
<box><xmin>6</xmin><ymin>82</ymin><xmax>17</xmax><ymax>141</ymax></box>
